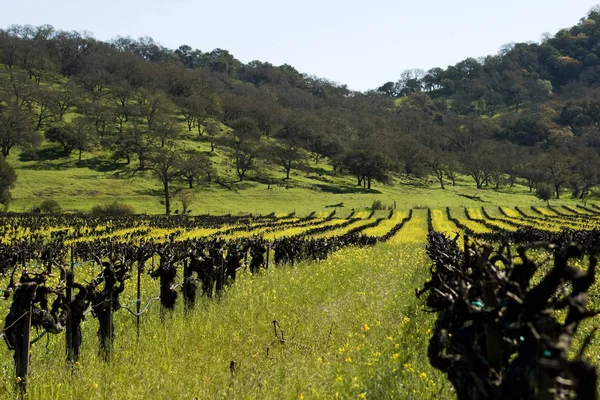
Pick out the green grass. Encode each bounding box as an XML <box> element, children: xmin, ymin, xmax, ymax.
<box><xmin>0</xmin><ymin>210</ymin><xmax>598</xmax><ymax>398</ymax></box>
<box><xmin>6</xmin><ymin>137</ymin><xmax>585</xmax><ymax>216</ymax></box>
<box><xmin>0</xmin><ymin>210</ymin><xmax>454</xmax><ymax>399</ymax></box>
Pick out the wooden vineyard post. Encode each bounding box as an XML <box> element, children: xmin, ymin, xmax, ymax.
<box><xmin>136</xmin><ymin>256</ymin><xmax>142</xmax><ymax>339</ymax></box>
<box><xmin>215</xmin><ymin>256</ymin><xmax>225</xmax><ymax>297</ymax></box>
<box><xmin>106</xmin><ymin>275</ymin><xmax>114</xmax><ymax>362</ymax></box>
<box><xmin>482</xmin><ymin>281</ymin><xmax>501</xmax><ymax>372</ymax></box>
<box><xmin>266</xmin><ymin>246</ymin><xmax>270</xmax><ymax>269</ymax></box>
<box><xmin>65</xmin><ymin>276</ymin><xmax>74</xmax><ymax>364</ymax></box>
<box><xmin>16</xmin><ymin>303</ymin><xmax>33</xmax><ymax>395</ymax></box>
<box><xmin>66</xmin><ymin>247</ymin><xmax>74</xmax><ymax>364</ymax></box>
<box><xmin>183</xmin><ymin>258</ymin><xmax>189</xmax><ymax>311</ymax></box>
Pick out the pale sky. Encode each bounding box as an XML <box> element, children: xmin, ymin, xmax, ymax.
<box><xmin>1</xmin><ymin>0</ymin><xmax>597</xmax><ymax>91</ymax></box>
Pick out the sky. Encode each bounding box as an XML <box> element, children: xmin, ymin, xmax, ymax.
<box><xmin>1</xmin><ymin>0</ymin><xmax>598</xmax><ymax>91</ymax></box>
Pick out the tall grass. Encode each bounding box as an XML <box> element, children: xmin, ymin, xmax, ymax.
<box><xmin>0</xmin><ymin>215</ymin><xmax>452</xmax><ymax>399</ymax></box>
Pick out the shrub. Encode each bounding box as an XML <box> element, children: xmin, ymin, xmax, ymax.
<box><xmin>177</xmin><ymin>189</ymin><xmax>195</xmax><ymax>214</ymax></box>
<box><xmin>19</xmin><ymin>149</ymin><xmax>39</xmax><ymax>162</ymax></box>
<box><xmin>371</xmin><ymin>200</ymin><xmax>385</xmax><ymax>210</ymax></box>
<box><xmin>39</xmin><ymin>199</ymin><xmax>61</xmax><ymax>213</ymax></box>
<box><xmin>90</xmin><ymin>201</ymin><xmax>135</xmax><ymax>217</ymax></box>
<box><xmin>535</xmin><ymin>184</ymin><xmax>553</xmax><ymax>202</ymax></box>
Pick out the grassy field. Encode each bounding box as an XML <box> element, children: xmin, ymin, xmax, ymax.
<box><xmin>0</xmin><ymin>205</ymin><xmax>599</xmax><ymax>398</ymax></box>
<box><xmin>5</xmin><ymin>135</ymin><xmax>585</xmax><ymax>216</ymax></box>
<box><xmin>0</xmin><ymin>210</ymin><xmax>456</xmax><ymax>399</ymax></box>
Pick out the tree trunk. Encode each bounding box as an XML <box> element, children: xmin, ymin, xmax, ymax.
<box><xmin>164</xmin><ymin>180</ymin><xmax>171</xmax><ymax>215</ymax></box>
<box><xmin>36</xmin><ymin>111</ymin><xmax>45</xmax><ymax>131</ymax></box>
<box><xmin>555</xmin><ymin>184</ymin><xmax>561</xmax><ymax>199</ymax></box>
<box><xmin>236</xmin><ymin>159</ymin><xmax>243</xmax><ymax>181</ymax></box>
<box><xmin>436</xmin><ymin>170</ymin><xmax>445</xmax><ymax>189</ymax></box>
<box><xmin>474</xmin><ymin>175</ymin><xmax>483</xmax><ymax>189</ymax></box>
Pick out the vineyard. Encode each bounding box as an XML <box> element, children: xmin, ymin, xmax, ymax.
<box><xmin>1</xmin><ymin>205</ymin><xmax>600</xmax><ymax>398</ymax></box>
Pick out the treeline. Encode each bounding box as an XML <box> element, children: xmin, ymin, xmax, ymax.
<box><xmin>376</xmin><ymin>8</ymin><xmax>600</xmax><ymax>198</ymax></box>
<box><xmin>380</xmin><ymin>7</ymin><xmax>600</xmax><ymax>116</ymax></box>
<box><xmin>0</xmin><ymin>10</ymin><xmax>600</xmax><ymax>212</ymax></box>
<box><xmin>0</xmin><ymin>24</ymin><xmax>394</xmax><ymax>201</ymax></box>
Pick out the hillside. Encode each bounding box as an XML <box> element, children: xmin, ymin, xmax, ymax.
<box><xmin>6</xmin><ymin>138</ymin><xmax>557</xmax><ymax>214</ymax></box>
<box><xmin>1</xmin><ymin>10</ymin><xmax>600</xmax><ymax>214</ymax></box>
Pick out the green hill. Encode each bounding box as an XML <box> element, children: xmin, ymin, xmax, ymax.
<box><xmin>2</xmin><ymin>10</ymin><xmax>600</xmax><ymax>214</ymax></box>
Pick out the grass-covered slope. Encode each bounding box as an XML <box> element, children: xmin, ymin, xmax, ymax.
<box><xmin>6</xmin><ymin>132</ymin><xmax>571</xmax><ymax>215</ymax></box>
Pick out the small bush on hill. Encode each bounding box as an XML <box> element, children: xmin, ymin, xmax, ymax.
<box><xmin>90</xmin><ymin>201</ymin><xmax>135</xmax><ymax>217</ymax></box>
<box><xmin>371</xmin><ymin>200</ymin><xmax>385</xmax><ymax>210</ymax></box>
<box><xmin>39</xmin><ymin>199</ymin><xmax>61</xmax><ymax>213</ymax></box>
<box><xmin>19</xmin><ymin>149</ymin><xmax>39</xmax><ymax>162</ymax></box>
<box><xmin>535</xmin><ymin>184</ymin><xmax>553</xmax><ymax>203</ymax></box>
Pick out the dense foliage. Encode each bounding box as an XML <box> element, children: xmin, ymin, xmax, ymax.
<box><xmin>1</xmin><ymin>9</ymin><xmax>600</xmax><ymax>212</ymax></box>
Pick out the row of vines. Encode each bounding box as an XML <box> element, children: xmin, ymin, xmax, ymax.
<box><xmin>0</xmin><ymin>209</ymin><xmax>413</xmax><ymax>395</ymax></box>
<box><xmin>3</xmin><ymin>204</ymin><xmax>600</xmax><ymax>397</ymax></box>
<box><xmin>422</xmin><ymin>204</ymin><xmax>600</xmax><ymax>399</ymax></box>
